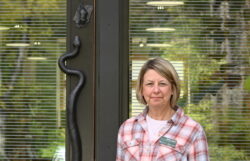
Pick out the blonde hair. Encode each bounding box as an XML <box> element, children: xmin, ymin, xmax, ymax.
<box><xmin>136</xmin><ymin>57</ymin><xmax>180</xmax><ymax>109</ymax></box>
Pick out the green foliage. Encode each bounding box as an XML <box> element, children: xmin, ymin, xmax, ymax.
<box><xmin>209</xmin><ymin>144</ymin><xmax>250</xmax><ymax>161</ymax></box>
<box><xmin>185</xmin><ymin>100</ymin><xmax>216</xmax><ymax>138</ymax></box>
<box><xmin>40</xmin><ymin>129</ymin><xmax>65</xmax><ymax>158</ymax></box>
<box><xmin>243</xmin><ymin>76</ymin><xmax>250</xmax><ymax>91</ymax></box>
<box><xmin>185</xmin><ymin>99</ymin><xmax>250</xmax><ymax>159</ymax></box>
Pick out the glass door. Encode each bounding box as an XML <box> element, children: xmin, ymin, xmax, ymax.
<box><xmin>129</xmin><ymin>0</ymin><xmax>250</xmax><ymax>160</ymax></box>
<box><xmin>0</xmin><ymin>0</ymin><xmax>67</xmax><ymax>160</ymax></box>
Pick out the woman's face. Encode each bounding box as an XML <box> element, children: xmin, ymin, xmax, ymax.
<box><xmin>142</xmin><ymin>69</ymin><xmax>172</xmax><ymax>109</ymax></box>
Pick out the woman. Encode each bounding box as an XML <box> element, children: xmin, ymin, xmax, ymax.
<box><xmin>116</xmin><ymin>57</ymin><xmax>209</xmax><ymax>161</ymax></box>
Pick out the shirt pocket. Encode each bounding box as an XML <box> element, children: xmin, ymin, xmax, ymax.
<box><xmin>156</xmin><ymin>144</ymin><xmax>185</xmax><ymax>161</ymax></box>
<box><xmin>121</xmin><ymin>139</ymin><xmax>141</xmax><ymax>161</ymax></box>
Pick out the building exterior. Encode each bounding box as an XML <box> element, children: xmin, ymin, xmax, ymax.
<box><xmin>0</xmin><ymin>0</ymin><xmax>250</xmax><ymax>160</ymax></box>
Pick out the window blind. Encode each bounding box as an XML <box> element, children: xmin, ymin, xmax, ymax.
<box><xmin>0</xmin><ymin>0</ymin><xmax>66</xmax><ymax>160</ymax></box>
<box><xmin>129</xmin><ymin>0</ymin><xmax>250</xmax><ymax>160</ymax></box>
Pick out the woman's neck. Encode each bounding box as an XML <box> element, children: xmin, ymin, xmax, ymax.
<box><xmin>147</xmin><ymin>105</ymin><xmax>175</xmax><ymax>120</ymax></box>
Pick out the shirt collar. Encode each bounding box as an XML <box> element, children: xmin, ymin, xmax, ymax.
<box><xmin>135</xmin><ymin>107</ymin><xmax>148</xmax><ymax>122</ymax></box>
<box><xmin>135</xmin><ymin>106</ymin><xmax>184</xmax><ymax>125</ymax></box>
<box><xmin>171</xmin><ymin>107</ymin><xmax>184</xmax><ymax>125</ymax></box>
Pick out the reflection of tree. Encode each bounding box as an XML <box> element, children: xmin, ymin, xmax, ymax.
<box><xmin>184</xmin><ymin>0</ymin><xmax>250</xmax><ymax>159</ymax></box>
<box><xmin>3</xmin><ymin>34</ymin><xmax>28</xmax><ymax>99</ymax></box>
<box><xmin>0</xmin><ymin>0</ymin><xmax>66</xmax><ymax>159</ymax></box>
<box><xmin>0</xmin><ymin>32</ymin><xmax>28</xmax><ymax>160</ymax></box>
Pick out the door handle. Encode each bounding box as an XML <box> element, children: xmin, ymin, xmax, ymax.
<box><xmin>58</xmin><ymin>35</ymin><xmax>84</xmax><ymax>161</ymax></box>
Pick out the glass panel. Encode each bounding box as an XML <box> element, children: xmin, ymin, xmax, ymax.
<box><xmin>129</xmin><ymin>0</ymin><xmax>250</xmax><ymax>160</ymax></box>
<box><xmin>0</xmin><ymin>0</ymin><xmax>66</xmax><ymax>160</ymax></box>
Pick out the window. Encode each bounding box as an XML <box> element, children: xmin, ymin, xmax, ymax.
<box><xmin>0</xmin><ymin>0</ymin><xmax>66</xmax><ymax>160</ymax></box>
<box><xmin>129</xmin><ymin>0</ymin><xmax>250</xmax><ymax>160</ymax></box>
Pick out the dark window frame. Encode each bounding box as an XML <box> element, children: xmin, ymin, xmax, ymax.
<box><xmin>66</xmin><ymin>0</ymin><xmax>129</xmax><ymax>160</ymax></box>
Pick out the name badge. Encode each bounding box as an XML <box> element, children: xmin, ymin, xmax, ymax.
<box><xmin>159</xmin><ymin>136</ymin><xmax>177</xmax><ymax>148</ymax></box>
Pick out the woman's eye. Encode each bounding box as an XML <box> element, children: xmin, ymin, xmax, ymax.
<box><xmin>146</xmin><ymin>83</ymin><xmax>153</xmax><ymax>86</ymax></box>
<box><xmin>159</xmin><ymin>83</ymin><xmax>167</xmax><ymax>86</ymax></box>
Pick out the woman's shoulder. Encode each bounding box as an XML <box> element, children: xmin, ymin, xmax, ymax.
<box><xmin>172</xmin><ymin>110</ymin><xmax>206</xmax><ymax>144</ymax></box>
<box><xmin>118</xmin><ymin>114</ymin><xmax>143</xmax><ymax>133</ymax></box>
<box><xmin>176</xmin><ymin>108</ymin><xmax>204</xmax><ymax>132</ymax></box>
<box><xmin>181</xmin><ymin>113</ymin><xmax>205</xmax><ymax>132</ymax></box>
<box><xmin>119</xmin><ymin>116</ymin><xmax>138</xmax><ymax>128</ymax></box>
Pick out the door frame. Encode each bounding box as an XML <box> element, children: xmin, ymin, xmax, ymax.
<box><xmin>95</xmin><ymin>0</ymin><xmax>129</xmax><ymax>160</ymax></box>
<box><xmin>66</xmin><ymin>0</ymin><xmax>129</xmax><ymax>160</ymax></box>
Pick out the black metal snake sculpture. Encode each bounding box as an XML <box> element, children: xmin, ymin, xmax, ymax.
<box><xmin>58</xmin><ymin>35</ymin><xmax>84</xmax><ymax>161</ymax></box>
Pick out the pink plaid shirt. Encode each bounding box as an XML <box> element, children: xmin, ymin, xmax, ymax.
<box><xmin>116</xmin><ymin>107</ymin><xmax>209</xmax><ymax>161</ymax></box>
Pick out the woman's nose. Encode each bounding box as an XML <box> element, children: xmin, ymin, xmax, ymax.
<box><xmin>153</xmin><ymin>85</ymin><xmax>160</xmax><ymax>93</ymax></box>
